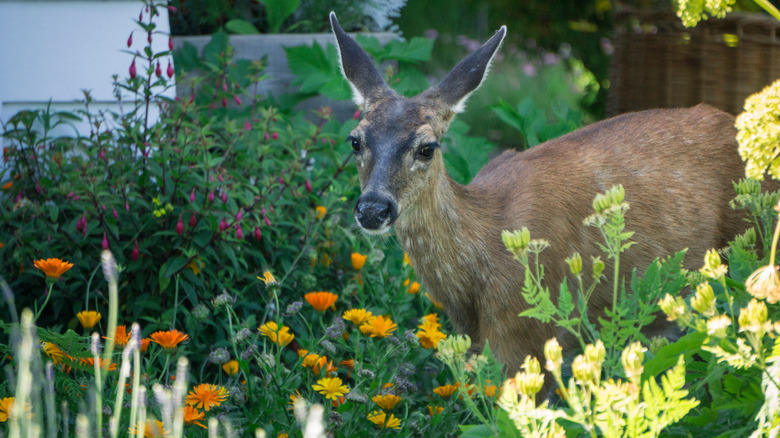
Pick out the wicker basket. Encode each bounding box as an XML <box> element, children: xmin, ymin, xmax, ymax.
<box><xmin>608</xmin><ymin>9</ymin><xmax>780</xmax><ymax>116</ymax></box>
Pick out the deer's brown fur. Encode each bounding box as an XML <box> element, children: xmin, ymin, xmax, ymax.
<box><xmin>330</xmin><ymin>14</ymin><xmax>748</xmax><ymax>373</ymax></box>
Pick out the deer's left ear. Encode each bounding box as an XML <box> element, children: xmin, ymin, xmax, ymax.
<box><xmin>425</xmin><ymin>26</ymin><xmax>506</xmax><ymax>114</ymax></box>
<box><xmin>330</xmin><ymin>12</ymin><xmax>394</xmax><ymax>109</ymax></box>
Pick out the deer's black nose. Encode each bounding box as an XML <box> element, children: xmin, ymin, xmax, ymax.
<box><xmin>355</xmin><ymin>193</ymin><xmax>397</xmax><ymax>231</ymax></box>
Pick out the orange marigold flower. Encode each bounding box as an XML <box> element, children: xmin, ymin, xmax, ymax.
<box><xmin>484</xmin><ymin>380</ymin><xmax>498</xmax><ymax>397</ymax></box>
<box><xmin>315</xmin><ymin>205</ymin><xmax>327</xmax><ymax>219</ymax></box>
<box><xmin>185</xmin><ymin>383</ymin><xmax>228</xmax><ymax>411</ymax></box>
<box><xmin>140</xmin><ymin>338</ymin><xmax>151</xmax><ymax>353</ymax></box>
<box><xmin>258</xmin><ymin>321</ymin><xmax>294</xmax><ymax>347</ymax></box>
<box><xmin>403</xmin><ymin>252</ymin><xmax>410</xmax><ymax>265</ymax></box>
<box><xmin>362</xmin><ymin>315</ymin><xmax>397</xmax><ymax>338</ymax></box>
<box><xmin>1</xmin><ymin>181</ymin><xmax>11</xmax><ymax>190</ymax></box>
<box><xmin>313</xmin><ymin>357</ymin><xmax>337</xmax><ymax>375</ymax></box>
<box><xmin>80</xmin><ymin>357</ymin><xmax>117</xmax><ymax>371</ymax></box>
<box><xmin>183</xmin><ymin>405</ymin><xmax>207</xmax><ymax>429</ymax></box>
<box><xmin>433</xmin><ymin>383</ymin><xmax>459</xmax><ymax>399</ymax></box>
<box><xmin>0</xmin><ymin>397</ymin><xmax>13</xmax><ymax>422</ymax></box>
<box><xmin>420</xmin><ymin>313</ymin><xmax>440</xmax><ymax>327</ymax></box>
<box><xmin>104</xmin><ymin>325</ymin><xmax>131</xmax><ymax>347</ymax></box>
<box><xmin>351</xmin><ymin>252</ymin><xmax>367</xmax><ymax>270</ymax></box>
<box><xmin>305</xmin><ymin>291</ymin><xmax>338</xmax><ymax>312</ymax></box>
<box><xmin>258</xmin><ymin>270</ymin><xmax>278</xmax><ymax>286</ymax></box>
<box><xmin>41</xmin><ymin>342</ymin><xmax>68</xmax><ymax>365</ymax></box>
<box><xmin>222</xmin><ymin>359</ymin><xmax>239</xmax><ymax>376</ymax></box>
<box><xmin>33</xmin><ymin>258</ymin><xmax>74</xmax><ymax>279</ymax></box>
<box><xmin>416</xmin><ymin>327</ymin><xmax>447</xmax><ymax>349</ymax></box>
<box><xmin>406</xmin><ymin>281</ymin><xmax>421</xmax><ymax>294</ymax></box>
<box><xmin>428</xmin><ymin>405</ymin><xmax>444</xmax><ymax>416</ymax></box>
<box><xmin>331</xmin><ymin>395</ymin><xmax>346</xmax><ymax>408</ymax></box>
<box><xmin>149</xmin><ymin>329</ymin><xmax>189</xmax><ymax>351</ymax></box>
<box><xmin>76</xmin><ymin>310</ymin><xmax>102</xmax><ymax>329</ymax></box>
<box><xmin>128</xmin><ymin>419</ymin><xmax>169</xmax><ymax>437</ymax></box>
<box><xmin>289</xmin><ymin>389</ymin><xmax>303</xmax><ymax>407</ymax></box>
<box><xmin>372</xmin><ymin>394</ymin><xmax>401</xmax><ymax>410</ymax></box>
<box><xmin>302</xmin><ymin>353</ymin><xmax>321</xmax><ymax>368</ymax></box>
<box><xmin>343</xmin><ymin>308</ymin><xmax>374</xmax><ymax>326</ymax></box>
<box><xmin>367</xmin><ymin>410</ymin><xmax>401</xmax><ymax>429</ymax></box>
<box><xmin>312</xmin><ymin>377</ymin><xmax>349</xmax><ymax>400</ymax></box>
<box><xmin>340</xmin><ymin>359</ymin><xmax>355</xmax><ymax>369</ymax></box>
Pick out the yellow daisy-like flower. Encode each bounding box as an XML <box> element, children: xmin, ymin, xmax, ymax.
<box><xmin>185</xmin><ymin>384</ymin><xmax>229</xmax><ymax>411</ymax></box>
<box><xmin>41</xmin><ymin>342</ymin><xmax>69</xmax><ymax>365</ymax></box>
<box><xmin>428</xmin><ymin>405</ymin><xmax>444</xmax><ymax>416</ymax></box>
<box><xmin>222</xmin><ymin>359</ymin><xmax>239</xmax><ymax>376</ymax></box>
<box><xmin>315</xmin><ymin>205</ymin><xmax>327</xmax><ymax>219</ymax></box>
<box><xmin>416</xmin><ymin>327</ymin><xmax>447</xmax><ymax>349</ymax></box>
<box><xmin>149</xmin><ymin>330</ymin><xmax>189</xmax><ymax>351</ymax></box>
<box><xmin>104</xmin><ymin>325</ymin><xmax>131</xmax><ymax>347</ymax></box>
<box><xmin>258</xmin><ymin>270</ymin><xmax>278</xmax><ymax>286</ymax></box>
<box><xmin>312</xmin><ymin>377</ymin><xmax>349</xmax><ymax>400</ymax></box>
<box><xmin>33</xmin><ymin>258</ymin><xmax>74</xmax><ymax>279</ymax></box>
<box><xmin>302</xmin><ymin>352</ymin><xmax>321</xmax><ymax>368</ymax></box>
<box><xmin>183</xmin><ymin>405</ymin><xmax>207</xmax><ymax>429</ymax></box>
<box><xmin>343</xmin><ymin>308</ymin><xmax>374</xmax><ymax>326</ymax></box>
<box><xmin>305</xmin><ymin>291</ymin><xmax>338</xmax><ymax>312</ymax></box>
<box><xmin>433</xmin><ymin>383</ymin><xmax>459</xmax><ymax>399</ymax></box>
<box><xmin>484</xmin><ymin>380</ymin><xmax>498</xmax><ymax>397</ymax></box>
<box><xmin>406</xmin><ymin>281</ymin><xmax>421</xmax><ymax>294</ymax></box>
<box><xmin>128</xmin><ymin>419</ymin><xmax>170</xmax><ymax>438</ymax></box>
<box><xmin>76</xmin><ymin>310</ymin><xmax>102</xmax><ymax>329</ymax></box>
<box><xmin>372</xmin><ymin>394</ymin><xmax>401</xmax><ymax>410</ymax></box>
<box><xmin>0</xmin><ymin>397</ymin><xmax>13</xmax><ymax>422</ymax></box>
<box><xmin>367</xmin><ymin>410</ymin><xmax>401</xmax><ymax>429</ymax></box>
<box><xmin>361</xmin><ymin>315</ymin><xmax>397</xmax><ymax>338</ymax></box>
<box><xmin>351</xmin><ymin>252</ymin><xmax>367</xmax><ymax>270</ymax></box>
<box><xmin>258</xmin><ymin>321</ymin><xmax>295</xmax><ymax>347</ymax></box>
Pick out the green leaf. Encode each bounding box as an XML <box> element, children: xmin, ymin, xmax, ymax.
<box><xmin>225</xmin><ymin>19</ymin><xmax>259</xmax><ymax>35</ymax></box>
<box><xmin>259</xmin><ymin>0</ymin><xmax>300</xmax><ymax>33</ymax></box>
<box><xmin>203</xmin><ymin>30</ymin><xmax>229</xmax><ymax>67</ymax></box>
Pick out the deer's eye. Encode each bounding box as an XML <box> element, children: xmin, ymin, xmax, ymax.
<box><xmin>347</xmin><ymin>136</ymin><xmax>361</xmax><ymax>153</ymax></box>
<box><xmin>416</xmin><ymin>143</ymin><xmax>438</xmax><ymax>160</ymax></box>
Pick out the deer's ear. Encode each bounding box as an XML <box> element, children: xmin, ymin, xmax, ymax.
<box><xmin>426</xmin><ymin>26</ymin><xmax>506</xmax><ymax>114</ymax></box>
<box><xmin>330</xmin><ymin>12</ymin><xmax>393</xmax><ymax>109</ymax></box>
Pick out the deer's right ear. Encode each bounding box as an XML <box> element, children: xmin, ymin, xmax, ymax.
<box><xmin>330</xmin><ymin>12</ymin><xmax>393</xmax><ymax>109</ymax></box>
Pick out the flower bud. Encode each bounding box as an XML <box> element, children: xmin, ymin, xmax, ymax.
<box><xmin>621</xmin><ymin>341</ymin><xmax>645</xmax><ymax>381</ymax></box>
<box><xmin>236</xmin><ymin>210</ymin><xmax>243</xmax><ymax>221</ymax></box>
<box><xmin>219</xmin><ymin>218</ymin><xmax>228</xmax><ymax>232</ymax></box>
<box><xmin>544</xmin><ymin>338</ymin><xmax>562</xmax><ymax>372</ymax></box>
<box><xmin>253</xmin><ymin>226</ymin><xmax>262</xmax><ymax>240</ymax></box>
<box><xmin>132</xmin><ymin>241</ymin><xmax>139</xmax><ymax>262</ymax></box>
<box><xmin>222</xmin><ymin>97</ymin><xmax>228</xmax><ymax>108</ymax></box>
<box><xmin>706</xmin><ymin>314</ymin><xmax>731</xmax><ymax>337</ymax></box>
<box><xmin>739</xmin><ymin>298</ymin><xmax>769</xmax><ymax>334</ymax></box>
<box><xmin>236</xmin><ymin>225</ymin><xmax>243</xmax><ymax>239</ymax></box>
<box><xmin>127</xmin><ymin>32</ymin><xmax>133</xmax><ymax>48</ymax></box>
<box><xmin>102</xmin><ymin>233</ymin><xmax>109</xmax><ymax>250</ymax></box>
<box><xmin>167</xmin><ymin>61</ymin><xmax>174</xmax><ymax>78</ymax></box>
<box><xmin>691</xmin><ymin>283</ymin><xmax>716</xmax><ymax>315</ymax></box>
<box><xmin>565</xmin><ymin>252</ymin><xmax>582</xmax><ymax>276</ymax></box>
<box><xmin>112</xmin><ymin>207</ymin><xmax>118</xmax><ymax>220</ymax></box>
<box><xmin>168</xmin><ymin>37</ymin><xmax>174</xmax><ymax>51</ymax></box>
<box><xmin>502</xmin><ymin>227</ymin><xmax>531</xmax><ymax>254</ymax></box>
<box><xmin>585</xmin><ymin>340</ymin><xmax>605</xmax><ymax>364</ymax></box>
<box><xmin>658</xmin><ymin>294</ymin><xmax>686</xmax><ymax>321</ymax></box>
<box><xmin>155</xmin><ymin>62</ymin><xmax>162</xmax><ymax>78</ymax></box>
<box><xmin>272</xmin><ymin>132</ymin><xmax>279</xmax><ymax>140</ymax></box>
<box><xmin>591</xmin><ymin>256</ymin><xmax>605</xmax><ymax>279</ymax></box>
<box><xmin>244</xmin><ymin>120</ymin><xmax>252</xmax><ymax>131</ymax></box>
<box><xmin>515</xmin><ymin>370</ymin><xmax>545</xmax><ymax>398</ymax></box>
<box><xmin>305</xmin><ymin>180</ymin><xmax>312</xmax><ymax>193</ymax></box>
<box><xmin>221</xmin><ymin>191</ymin><xmax>228</xmax><ymax>203</ymax></box>
<box><xmin>125</xmin><ymin>201</ymin><xmax>130</xmax><ymax>211</ymax></box>
<box><xmin>189</xmin><ymin>212</ymin><xmax>197</xmax><ymax>228</ymax></box>
<box><xmin>571</xmin><ymin>355</ymin><xmax>596</xmax><ymax>384</ymax></box>
<box><xmin>522</xmin><ymin>355</ymin><xmax>541</xmax><ymax>374</ymax></box>
<box><xmin>176</xmin><ymin>215</ymin><xmax>184</xmax><ymax>235</ymax></box>
<box><xmin>208</xmin><ymin>191</ymin><xmax>215</xmax><ymax>202</ymax></box>
<box><xmin>353</xmin><ymin>110</ymin><xmax>361</xmax><ymax>120</ymax></box>
<box><xmin>234</xmin><ymin>96</ymin><xmax>242</xmax><ymax>106</ymax></box>
<box><xmin>190</xmin><ymin>189</ymin><xmax>195</xmax><ymax>203</ymax></box>
<box><xmin>129</xmin><ymin>58</ymin><xmax>137</xmax><ymax>80</ymax></box>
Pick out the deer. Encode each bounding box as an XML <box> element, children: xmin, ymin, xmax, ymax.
<box><xmin>329</xmin><ymin>13</ymin><xmax>749</xmax><ymax>375</ymax></box>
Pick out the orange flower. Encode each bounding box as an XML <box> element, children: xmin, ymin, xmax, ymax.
<box><xmin>305</xmin><ymin>291</ymin><xmax>338</xmax><ymax>312</ymax></box>
<box><xmin>406</xmin><ymin>281</ymin><xmax>421</xmax><ymax>294</ymax></box>
<box><xmin>140</xmin><ymin>338</ymin><xmax>151</xmax><ymax>352</ymax></box>
<box><xmin>433</xmin><ymin>383</ymin><xmax>459</xmax><ymax>399</ymax></box>
<box><xmin>0</xmin><ymin>397</ymin><xmax>13</xmax><ymax>422</ymax></box>
<box><xmin>428</xmin><ymin>405</ymin><xmax>444</xmax><ymax>416</ymax></box>
<box><xmin>403</xmin><ymin>252</ymin><xmax>410</xmax><ymax>265</ymax></box>
<box><xmin>185</xmin><ymin>384</ymin><xmax>228</xmax><ymax>411</ymax></box>
<box><xmin>33</xmin><ymin>258</ymin><xmax>74</xmax><ymax>279</ymax></box>
<box><xmin>372</xmin><ymin>394</ymin><xmax>401</xmax><ymax>410</ymax></box>
<box><xmin>183</xmin><ymin>405</ymin><xmax>207</xmax><ymax>428</ymax></box>
<box><xmin>425</xmin><ymin>292</ymin><xmax>443</xmax><ymax>309</ymax></box>
<box><xmin>222</xmin><ymin>359</ymin><xmax>239</xmax><ymax>376</ymax></box>
<box><xmin>484</xmin><ymin>380</ymin><xmax>498</xmax><ymax>397</ymax></box>
<box><xmin>149</xmin><ymin>330</ymin><xmax>189</xmax><ymax>351</ymax></box>
<box><xmin>313</xmin><ymin>356</ymin><xmax>337</xmax><ymax>375</ymax></box>
<box><xmin>315</xmin><ymin>205</ymin><xmax>327</xmax><ymax>219</ymax></box>
<box><xmin>361</xmin><ymin>315</ymin><xmax>397</xmax><ymax>338</ymax></box>
<box><xmin>416</xmin><ymin>327</ymin><xmax>447</xmax><ymax>349</ymax></box>
<box><xmin>104</xmin><ymin>325</ymin><xmax>131</xmax><ymax>347</ymax></box>
<box><xmin>1</xmin><ymin>181</ymin><xmax>11</xmax><ymax>190</ymax></box>
<box><xmin>128</xmin><ymin>419</ymin><xmax>168</xmax><ymax>437</ymax></box>
<box><xmin>79</xmin><ymin>357</ymin><xmax>117</xmax><ymax>371</ymax></box>
<box><xmin>351</xmin><ymin>252</ymin><xmax>367</xmax><ymax>270</ymax></box>
<box><xmin>41</xmin><ymin>342</ymin><xmax>68</xmax><ymax>365</ymax></box>
<box><xmin>302</xmin><ymin>353</ymin><xmax>321</xmax><ymax>368</ymax></box>
<box><xmin>258</xmin><ymin>321</ymin><xmax>294</xmax><ymax>347</ymax></box>
<box><xmin>340</xmin><ymin>359</ymin><xmax>355</xmax><ymax>369</ymax></box>
<box><xmin>76</xmin><ymin>310</ymin><xmax>102</xmax><ymax>329</ymax></box>
<box><xmin>331</xmin><ymin>396</ymin><xmax>346</xmax><ymax>408</ymax></box>
<box><xmin>258</xmin><ymin>270</ymin><xmax>278</xmax><ymax>286</ymax></box>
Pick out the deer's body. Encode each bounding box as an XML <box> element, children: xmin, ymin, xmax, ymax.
<box><xmin>329</xmin><ymin>14</ymin><xmax>747</xmax><ymax>372</ymax></box>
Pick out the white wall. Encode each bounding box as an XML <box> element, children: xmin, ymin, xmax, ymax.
<box><xmin>0</xmin><ymin>0</ymin><xmax>174</xmax><ymax>149</ymax></box>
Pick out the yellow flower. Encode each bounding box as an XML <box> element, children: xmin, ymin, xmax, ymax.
<box><xmin>302</xmin><ymin>352</ymin><xmax>321</xmax><ymax>368</ymax></box>
<box><xmin>0</xmin><ymin>397</ymin><xmax>13</xmax><ymax>422</ymax></box>
<box><xmin>406</xmin><ymin>281</ymin><xmax>421</xmax><ymax>294</ymax></box>
<box><xmin>433</xmin><ymin>383</ymin><xmax>459</xmax><ymax>399</ymax></box>
<box><xmin>403</xmin><ymin>252</ymin><xmax>410</xmax><ymax>265</ymax></box>
<box><xmin>186</xmin><ymin>259</ymin><xmax>202</xmax><ymax>275</ymax></box>
<box><xmin>315</xmin><ymin>205</ymin><xmax>327</xmax><ymax>219</ymax></box>
<box><xmin>343</xmin><ymin>309</ymin><xmax>374</xmax><ymax>326</ymax></box>
<box><xmin>149</xmin><ymin>330</ymin><xmax>189</xmax><ymax>351</ymax></box>
<box><xmin>745</xmin><ymin>265</ymin><xmax>780</xmax><ymax>303</ymax></box>
<box><xmin>367</xmin><ymin>410</ymin><xmax>401</xmax><ymax>429</ymax></box>
<box><xmin>289</xmin><ymin>390</ymin><xmax>303</xmax><ymax>407</ymax></box>
<box><xmin>104</xmin><ymin>325</ymin><xmax>131</xmax><ymax>347</ymax></box>
<box><xmin>417</xmin><ymin>327</ymin><xmax>447</xmax><ymax>349</ymax></box>
<box><xmin>312</xmin><ymin>377</ymin><xmax>349</xmax><ymax>400</ymax></box>
<box><xmin>79</xmin><ymin>357</ymin><xmax>117</xmax><ymax>371</ymax></box>
<box><xmin>361</xmin><ymin>315</ymin><xmax>397</xmax><ymax>338</ymax></box>
<box><xmin>428</xmin><ymin>405</ymin><xmax>444</xmax><ymax>416</ymax></box>
<box><xmin>33</xmin><ymin>258</ymin><xmax>74</xmax><ymax>279</ymax></box>
<box><xmin>351</xmin><ymin>252</ymin><xmax>367</xmax><ymax>270</ymax></box>
<box><xmin>185</xmin><ymin>384</ymin><xmax>228</xmax><ymax>411</ymax></box>
<box><xmin>128</xmin><ymin>419</ymin><xmax>170</xmax><ymax>438</ymax></box>
<box><xmin>222</xmin><ymin>360</ymin><xmax>239</xmax><ymax>376</ymax></box>
<box><xmin>305</xmin><ymin>291</ymin><xmax>338</xmax><ymax>312</ymax></box>
<box><xmin>484</xmin><ymin>380</ymin><xmax>498</xmax><ymax>397</ymax></box>
<box><xmin>258</xmin><ymin>321</ymin><xmax>295</xmax><ymax>347</ymax></box>
<box><xmin>183</xmin><ymin>405</ymin><xmax>207</xmax><ymax>428</ymax></box>
<box><xmin>674</xmin><ymin>0</ymin><xmax>734</xmax><ymax>27</ymax></box>
<box><xmin>737</xmin><ymin>78</ymin><xmax>780</xmax><ymax>180</ymax></box>
<box><xmin>76</xmin><ymin>310</ymin><xmax>102</xmax><ymax>329</ymax></box>
<box><xmin>420</xmin><ymin>313</ymin><xmax>440</xmax><ymax>327</ymax></box>
<box><xmin>258</xmin><ymin>270</ymin><xmax>278</xmax><ymax>286</ymax></box>
<box><xmin>41</xmin><ymin>342</ymin><xmax>69</xmax><ymax>365</ymax></box>
<box><xmin>372</xmin><ymin>393</ymin><xmax>401</xmax><ymax>410</ymax></box>
<box><xmin>425</xmin><ymin>292</ymin><xmax>443</xmax><ymax>309</ymax></box>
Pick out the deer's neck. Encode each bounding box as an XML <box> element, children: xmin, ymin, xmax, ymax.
<box><xmin>394</xmin><ymin>166</ymin><xmax>498</xmax><ymax>334</ymax></box>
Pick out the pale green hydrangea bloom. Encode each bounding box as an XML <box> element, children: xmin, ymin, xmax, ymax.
<box><xmin>675</xmin><ymin>0</ymin><xmax>736</xmax><ymax>27</ymax></box>
<box><xmin>736</xmin><ymin>80</ymin><xmax>780</xmax><ymax>181</ymax></box>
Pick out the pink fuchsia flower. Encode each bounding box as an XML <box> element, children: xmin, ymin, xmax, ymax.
<box><xmin>190</xmin><ymin>212</ymin><xmax>197</xmax><ymax>228</ymax></box>
<box><xmin>221</xmin><ymin>191</ymin><xmax>227</xmax><ymax>203</ymax></box>
<box><xmin>167</xmin><ymin>61</ymin><xmax>174</xmax><ymax>78</ymax></box>
<box><xmin>168</xmin><ymin>37</ymin><xmax>174</xmax><ymax>51</ymax></box>
<box><xmin>236</xmin><ymin>225</ymin><xmax>243</xmax><ymax>239</ymax></box>
<box><xmin>176</xmin><ymin>216</ymin><xmax>184</xmax><ymax>235</ymax></box>
<box><xmin>253</xmin><ymin>227</ymin><xmax>262</xmax><ymax>240</ymax></box>
<box><xmin>190</xmin><ymin>189</ymin><xmax>195</xmax><ymax>203</ymax></box>
<box><xmin>129</xmin><ymin>58</ymin><xmax>137</xmax><ymax>79</ymax></box>
<box><xmin>353</xmin><ymin>110</ymin><xmax>361</xmax><ymax>120</ymax></box>
<box><xmin>219</xmin><ymin>218</ymin><xmax>228</xmax><ymax>232</ymax></box>
<box><xmin>132</xmin><ymin>241</ymin><xmax>139</xmax><ymax>261</ymax></box>
<box><xmin>234</xmin><ymin>96</ymin><xmax>242</xmax><ymax>106</ymax></box>
<box><xmin>127</xmin><ymin>32</ymin><xmax>133</xmax><ymax>48</ymax></box>
<box><xmin>271</xmin><ymin>132</ymin><xmax>279</xmax><ymax>140</ymax></box>
<box><xmin>244</xmin><ymin>120</ymin><xmax>251</xmax><ymax>131</ymax></box>
<box><xmin>305</xmin><ymin>180</ymin><xmax>312</xmax><ymax>193</ymax></box>
<box><xmin>155</xmin><ymin>62</ymin><xmax>162</xmax><ymax>78</ymax></box>
<box><xmin>208</xmin><ymin>191</ymin><xmax>215</xmax><ymax>202</ymax></box>
<box><xmin>112</xmin><ymin>207</ymin><xmax>118</xmax><ymax>220</ymax></box>
<box><xmin>102</xmin><ymin>233</ymin><xmax>109</xmax><ymax>250</ymax></box>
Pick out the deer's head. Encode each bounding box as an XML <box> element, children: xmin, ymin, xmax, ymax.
<box><xmin>330</xmin><ymin>13</ymin><xmax>506</xmax><ymax>234</ymax></box>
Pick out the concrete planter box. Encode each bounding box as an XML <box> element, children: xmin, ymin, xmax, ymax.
<box><xmin>0</xmin><ymin>0</ymin><xmax>174</xmax><ymax>147</ymax></box>
<box><xmin>173</xmin><ymin>32</ymin><xmax>397</xmax><ymax>120</ymax></box>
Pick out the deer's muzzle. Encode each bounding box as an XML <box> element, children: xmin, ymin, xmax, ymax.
<box><xmin>354</xmin><ymin>192</ymin><xmax>398</xmax><ymax>233</ymax></box>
